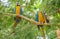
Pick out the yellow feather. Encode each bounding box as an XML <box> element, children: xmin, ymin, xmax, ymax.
<box><xmin>38</xmin><ymin>12</ymin><xmax>46</xmax><ymax>24</ymax></box>
<box><xmin>16</xmin><ymin>6</ymin><xmax>20</xmax><ymax>15</ymax></box>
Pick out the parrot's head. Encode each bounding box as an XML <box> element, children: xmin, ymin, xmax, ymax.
<box><xmin>16</xmin><ymin>2</ymin><xmax>20</xmax><ymax>6</ymax></box>
<box><xmin>43</xmin><ymin>11</ymin><xmax>47</xmax><ymax>15</ymax></box>
<box><xmin>38</xmin><ymin>11</ymin><xmax>43</xmax><ymax>15</ymax></box>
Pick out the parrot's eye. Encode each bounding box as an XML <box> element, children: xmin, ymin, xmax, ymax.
<box><xmin>17</xmin><ymin>4</ymin><xmax>20</xmax><ymax>6</ymax></box>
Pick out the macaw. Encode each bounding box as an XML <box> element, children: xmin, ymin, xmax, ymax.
<box><xmin>35</xmin><ymin>11</ymin><xmax>49</xmax><ymax>30</ymax></box>
<box><xmin>13</xmin><ymin>3</ymin><xmax>23</xmax><ymax>33</ymax></box>
<box><xmin>14</xmin><ymin>5</ymin><xmax>23</xmax><ymax>23</ymax></box>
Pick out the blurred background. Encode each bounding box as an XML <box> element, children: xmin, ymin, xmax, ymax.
<box><xmin>0</xmin><ymin>0</ymin><xmax>60</xmax><ymax>39</ymax></box>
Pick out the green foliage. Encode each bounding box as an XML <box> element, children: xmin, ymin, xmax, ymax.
<box><xmin>0</xmin><ymin>0</ymin><xmax>60</xmax><ymax>39</ymax></box>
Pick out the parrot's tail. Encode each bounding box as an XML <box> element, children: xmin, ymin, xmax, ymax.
<box><xmin>37</xmin><ymin>25</ymin><xmax>40</xmax><ymax>30</ymax></box>
<box><xmin>37</xmin><ymin>25</ymin><xmax>43</xmax><ymax>31</ymax></box>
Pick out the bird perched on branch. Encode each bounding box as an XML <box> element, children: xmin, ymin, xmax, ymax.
<box><xmin>35</xmin><ymin>11</ymin><xmax>49</xmax><ymax>30</ymax></box>
<box><xmin>13</xmin><ymin>2</ymin><xmax>23</xmax><ymax>33</ymax></box>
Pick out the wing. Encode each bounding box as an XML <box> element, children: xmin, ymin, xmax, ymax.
<box><xmin>43</xmin><ymin>13</ymin><xmax>49</xmax><ymax>23</ymax></box>
<box><xmin>14</xmin><ymin>8</ymin><xmax>16</xmax><ymax>13</ymax></box>
<box><xmin>20</xmin><ymin>8</ymin><xmax>23</xmax><ymax>15</ymax></box>
<box><xmin>35</xmin><ymin>12</ymin><xmax>38</xmax><ymax>22</ymax></box>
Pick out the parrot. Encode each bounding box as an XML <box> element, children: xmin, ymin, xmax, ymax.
<box><xmin>13</xmin><ymin>2</ymin><xmax>23</xmax><ymax>33</ymax></box>
<box><xmin>35</xmin><ymin>11</ymin><xmax>49</xmax><ymax>38</ymax></box>
<box><xmin>35</xmin><ymin>11</ymin><xmax>49</xmax><ymax>30</ymax></box>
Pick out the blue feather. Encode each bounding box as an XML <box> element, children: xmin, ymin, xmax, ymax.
<box><xmin>14</xmin><ymin>7</ymin><xmax>23</xmax><ymax>15</ymax></box>
<box><xmin>20</xmin><ymin>8</ymin><xmax>23</xmax><ymax>15</ymax></box>
<box><xmin>35</xmin><ymin>12</ymin><xmax>38</xmax><ymax>22</ymax></box>
<box><xmin>14</xmin><ymin>8</ymin><xmax>16</xmax><ymax>13</ymax></box>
